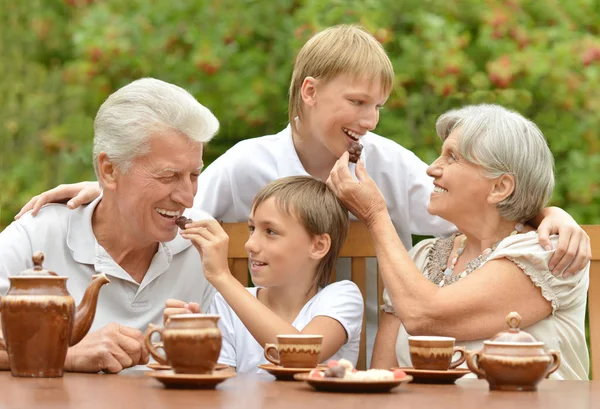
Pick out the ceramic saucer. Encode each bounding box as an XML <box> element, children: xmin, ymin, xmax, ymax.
<box><xmin>146</xmin><ymin>363</ymin><xmax>229</xmax><ymax>371</ymax></box>
<box><xmin>392</xmin><ymin>367</ymin><xmax>471</xmax><ymax>384</ymax></box>
<box><xmin>146</xmin><ymin>370</ymin><xmax>236</xmax><ymax>389</ymax></box>
<box><xmin>294</xmin><ymin>373</ymin><xmax>413</xmax><ymax>393</ymax></box>
<box><xmin>258</xmin><ymin>364</ymin><xmax>327</xmax><ymax>381</ymax></box>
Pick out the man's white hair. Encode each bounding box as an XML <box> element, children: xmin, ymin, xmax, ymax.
<box><xmin>436</xmin><ymin>104</ymin><xmax>554</xmax><ymax>222</ymax></box>
<box><xmin>93</xmin><ymin>78</ymin><xmax>219</xmax><ymax>181</ymax></box>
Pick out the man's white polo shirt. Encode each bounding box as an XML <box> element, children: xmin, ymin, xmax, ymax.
<box><xmin>0</xmin><ymin>197</ymin><xmax>216</xmax><ymax>333</ymax></box>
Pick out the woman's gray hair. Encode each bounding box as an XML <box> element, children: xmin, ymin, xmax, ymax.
<box><xmin>435</xmin><ymin>104</ymin><xmax>554</xmax><ymax>222</ymax></box>
<box><xmin>93</xmin><ymin>78</ymin><xmax>219</xmax><ymax>182</ymax></box>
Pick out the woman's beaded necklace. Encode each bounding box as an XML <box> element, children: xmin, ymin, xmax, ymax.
<box><xmin>439</xmin><ymin>222</ymin><xmax>525</xmax><ymax>287</ymax></box>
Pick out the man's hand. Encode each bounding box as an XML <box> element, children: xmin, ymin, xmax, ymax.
<box><xmin>64</xmin><ymin>323</ymin><xmax>149</xmax><ymax>373</ymax></box>
<box><xmin>536</xmin><ymin>207</ymin><xmax>591</xmax><ymax>277</ymax></box>
<box><xmin>163</xmin><ymin>299</ymin><xmax>201</xmax><ymax>324</ymax></box>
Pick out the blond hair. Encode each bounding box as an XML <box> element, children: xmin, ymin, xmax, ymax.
<box><xmin>251</xmin><ymin>176</ymin><xmax>349</xmax><ymax>289</ymax></box>
<box><xmin>289</xmin><ymin>25</ymin><xmax>394</xmax><ymax>134</ymax></box>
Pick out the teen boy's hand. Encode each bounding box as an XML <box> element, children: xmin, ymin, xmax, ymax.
<box><xmin>180</xmin><ymin>219</ymin><xmax>231</xmax><ymax>284</ymax></box>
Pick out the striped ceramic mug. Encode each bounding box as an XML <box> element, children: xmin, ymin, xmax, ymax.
<box><xmin>264</xmin><ymin>334</ymin><xmax>323</xmax><ymax>368</ymax></box>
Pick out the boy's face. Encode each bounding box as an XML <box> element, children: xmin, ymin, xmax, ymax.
<box><xmin>245</xmin><ymin>198</ymin><xmax>320</xmax><ymax>288</ymax></box>
<box><xmin>302</xmin><ymin>74</ymin><xmax>388</xmax><ymax>159</ymax></box>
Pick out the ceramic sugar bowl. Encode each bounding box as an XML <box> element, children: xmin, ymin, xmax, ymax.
<box><xmin>466</xmin><ymin>312</ymin><xmax>560</xmax><ymax>391</ymax></box>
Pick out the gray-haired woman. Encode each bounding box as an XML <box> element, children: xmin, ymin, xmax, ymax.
<box><xmin>327</xmin><ymin>104</ymin><xmax>589</xmax><ymax>380</ymax></box>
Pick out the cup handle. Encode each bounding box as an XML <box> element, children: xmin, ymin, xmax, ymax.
<box><xmin>144</xmin><ymin>324</ymin><xmax>168</xmax><ymax>365</ymax></box>
<box><xmin>545</xmin><ymin>350</ymin><xmax>561</xmax><ymax>378</ymax></box>
<box><xmin>466</xmin><ymin>351</ymin><xmax>486</xmax><ymax>378</ymax></box>
<box><xmin>449</xmin><ymin>346</ymin><xmax>466</xmax><ymax>369</ymax></box>
<box><xmin>264</xmin><ymin>343</ymin><xmax>280</xmax><ymax>365</ymax></box>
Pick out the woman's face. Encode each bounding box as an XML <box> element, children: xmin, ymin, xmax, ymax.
<box><xmin>110</xmin><ymin>130</ymin><xmax>203</xmax><ymax>245</ymax></box>
<box><xmin>300</xmin><ymin>74</ymin><xmax>388</xmax><ymax>159</ymax></box>
<box><xmin>426</xmin><ymin>130</ymin><xmax>496</xmax><ymax>222</ymax></box>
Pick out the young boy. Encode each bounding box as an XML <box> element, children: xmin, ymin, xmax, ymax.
<box><xmin>166</xmin><ymin>176</ymin><xmax>364</xmax><ymax>372</ymax></box>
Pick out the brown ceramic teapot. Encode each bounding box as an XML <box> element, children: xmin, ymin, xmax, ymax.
<box><xmin>0</xmin><ymin>252</ymin><xmax>110</xmax><ymax>377</ymax></box>
<box><xmin>466</xmin><ymin>312</ymin><xmax>561</xmax><ymax>391</ymax></box>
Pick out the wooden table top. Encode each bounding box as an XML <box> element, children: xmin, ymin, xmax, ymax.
<box><xmin>0</xmin><ymin>368</ymin><xmax>597</xmax><ymax>409</ymax></box>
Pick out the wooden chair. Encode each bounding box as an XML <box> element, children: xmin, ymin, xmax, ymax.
<box><xmin>583</xmin><ymin>225</ymin><xmax>600</xmax><ymax>379</ymax></box>
<box><xmin>223</xmin><ymin>221</ymin><xmax>377</xmax><ymax>370</ymax></box>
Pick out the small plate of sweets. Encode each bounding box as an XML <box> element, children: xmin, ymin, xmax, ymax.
<box><xmin>294</xmin><ymin>359</ymin><xmax>412</xmax><ymax>393</ymax></box>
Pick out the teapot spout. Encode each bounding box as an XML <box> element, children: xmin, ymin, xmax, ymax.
<box><xmin>70</xmin><ymin>273</ymin><xmax>110</xmax><ymax>346</ymax></box>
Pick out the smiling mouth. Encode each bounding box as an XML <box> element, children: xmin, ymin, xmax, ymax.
<box><xmin>155</xmin><ymin>208</ymin><xmax>181</xmax><ymax>220</ymax></box>
<box><xmin>342</xmin><ymin>127</ymin><xmax>362</xmax><ymax>141</ymax></box>
<box><xmin>250</xmin><ymin>260</ymin><xmax>267</xmax><ymax>268</ymax></box>
<box><xmin>433</xmin><ymin>186</ymin><xmax>448</xmax><ymax>193</ymax></box>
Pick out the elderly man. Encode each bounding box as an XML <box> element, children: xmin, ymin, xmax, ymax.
<box><xmin>0</xmin><ymin>78</ymin><xmax>218</xmax><ymax>373</ymax></box>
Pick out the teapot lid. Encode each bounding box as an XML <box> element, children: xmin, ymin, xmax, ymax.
<box><xmin>488</xmin><ymin>312</ymin><xmax>538</xmax><ymax>343</ymax></box>
<box><xmin>18</xmin><ymin>252</ymin><xmax>58</xmax><ymax>277</ymax></box>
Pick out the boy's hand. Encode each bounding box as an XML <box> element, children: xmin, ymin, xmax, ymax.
<box><xmin>163</xmin><ymin>299</ymin><xmax>201</xmax><ymax>324</ymax></box>
<box><xmin>536</xmin><ymin>207</ymin><xmax>591</xmax><ymax>277</ymax></box>
<box><xmin>181</xmin><ymin>219</ymin><xmax>231</xmax><ymax>283</ymax></box>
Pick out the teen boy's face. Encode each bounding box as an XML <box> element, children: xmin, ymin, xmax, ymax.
<box><xmin>245</xmin><ymin>198</ymin><xmax>319</xmax><ymax>288</ymax></box>
<box><xmin>304</xmin><ymin>74</ymin><xmax>388</xmax><ymax>159</ymax></box>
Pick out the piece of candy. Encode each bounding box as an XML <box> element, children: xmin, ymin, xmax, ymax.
<box><xmin>175</xmin><ymin>216</ymin><xmax>193</xmax><ymax>230</ymax></box>
<box><xmin>348</xmin><ymin>141</ymin><xmax>363</xmax><ymax>163</ymax></box>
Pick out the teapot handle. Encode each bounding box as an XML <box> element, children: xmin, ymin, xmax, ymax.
<box><xmin>466</xmin><ymin>351</ymin><xmax>486</xmax><ymax>379</ymax></box>
<box><xmin>144</xmin><ymin>324</ymin><xmax>168</xmax><ymax>366</ymax></box>
<box><xmin>545</xmin><ymin>350</ymin><xmax>561</xmax><ymax>378</ymax></box>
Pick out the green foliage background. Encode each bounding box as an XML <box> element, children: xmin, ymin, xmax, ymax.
<box><xmin>1</xmin><ymin>0</ymin><xmax>600</xmax><ymax>229</ymax></box>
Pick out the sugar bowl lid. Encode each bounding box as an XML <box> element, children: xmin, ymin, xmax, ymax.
<box><xmin>18</xmin><ymin>251</ymin><xmax>58</xmax><ymax>277</ymax></box>
<box><xmin>488</xmin><ymin>312</ymin><xmax>538</xmax><ymax>343</ymax></box>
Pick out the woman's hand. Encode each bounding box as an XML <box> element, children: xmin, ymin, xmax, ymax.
<box><xmin>326</xmin><ymin>152</ymin><xmax>388</xmax><ymax>227</ymax></box>
<box><xmin>181</xmin><ymin>219</ymin><xmax>231</xmax><ymax>284</ymax></box>
<box><xmin>536</xmin><ymin>207</ymin><xmax>591</xmax><ymax>277</ymax></box>
<box><xmin>15</xmin><ymin>181</ymin><xmax>101</xmax><ymax>219</ymax></box>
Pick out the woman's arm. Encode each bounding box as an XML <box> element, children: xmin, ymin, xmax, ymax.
<box><xmin>370</xmin><ymin>312</ymin><xmax>400</xmax><ymax>369</ymax></box>
<box><xmin>327</xmin><ymin>153</ymin><xmax>552</xmax><ymax>341</ymax></box>
<box><xmin>181</xmin><ymin>219</ymin><xmax>351</xmax><ymax>361</ymax></box>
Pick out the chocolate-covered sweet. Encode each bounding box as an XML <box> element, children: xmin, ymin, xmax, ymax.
<box><xmin>348</xmin><ymin>141</ymin><xmax>363</xmax><ymax>163</ymax></box>
<box><xmin>175</xmin><ymin>216</ymin><xmax>193</xmax><ymax>230</ymax></box>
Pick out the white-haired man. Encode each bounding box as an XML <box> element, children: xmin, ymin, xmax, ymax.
<box><xmin>0</xmin><ymin>78</ymin><xmax>219</xmax><ymax>373</ymax></box>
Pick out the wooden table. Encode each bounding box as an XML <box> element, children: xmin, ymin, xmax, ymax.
<box><xmin>0</xmin><ymin>368</ymin><xmax>597</xmax><ymax>409</ymax></box>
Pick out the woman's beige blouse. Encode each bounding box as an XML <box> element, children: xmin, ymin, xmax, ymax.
<box><xmin>382</xmin><ymin>231</ymin><xmax>590</xmax><ymax>380</ymax></box>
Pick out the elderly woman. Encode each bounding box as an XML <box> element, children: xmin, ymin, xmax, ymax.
<box><xmin>0</xmin><ymin>78</ymin><xmax>218</xmax><ymax>373</ymax></box>
<box><xmin>327</xmin><ymin>104</ymin><xmax>589</xmax><ymax>380</ymax></box>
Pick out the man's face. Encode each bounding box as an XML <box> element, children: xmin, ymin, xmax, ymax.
<box><xmin>112</xmin><ymin>130</ymin><xmax>203</xmax><ymax>245</ymax></box>
<box><xmin>303</xmin><ymin>74</ymin><xmax>388</xmax><ymax>159</ymax></box>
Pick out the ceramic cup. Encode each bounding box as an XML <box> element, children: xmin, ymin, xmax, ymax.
<box><xmin>145</xmin><ymin>314</ymin><xmax>222</xmax><ymax>374</ymax></box>
<box><xmin>408</xmin><ymin>336</ymin><xmax>466</xmax><ymax>370</ymax></box>
<box><xmin>264</xmin><ymin>334</ymin><xmax>323</xmax><ymax>368</ymax></box>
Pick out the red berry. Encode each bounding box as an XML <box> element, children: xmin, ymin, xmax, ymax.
<box><xmin>393</xmin><ymin>369</ymin><xmax>406</xmax><ymax>379</ymax></box>
<box><xmin>309</xmin><ymin>369</ymin><xmax>324</xmax><ymax>378</ymax></box>
<box><xmin>327</xmin><ymin>360</ymin><xmax>339</xmax><ymax>368</ymax></box>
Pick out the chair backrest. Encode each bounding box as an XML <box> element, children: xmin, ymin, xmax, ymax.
<box><xmin>222</xmin><ymin>221</ymin><xmax>376</xmax><ymax>370</ymax></box>
<box><xmin>583</xmin><ymin>225</ymin><xmax>600</xmax><ymax>379</ymax></box>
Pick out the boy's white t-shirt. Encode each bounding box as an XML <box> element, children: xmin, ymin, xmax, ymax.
<box><xmin>206</xmin><ymin>280</ymin><xmax>364</xmax><ymax>373</ymax></box>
